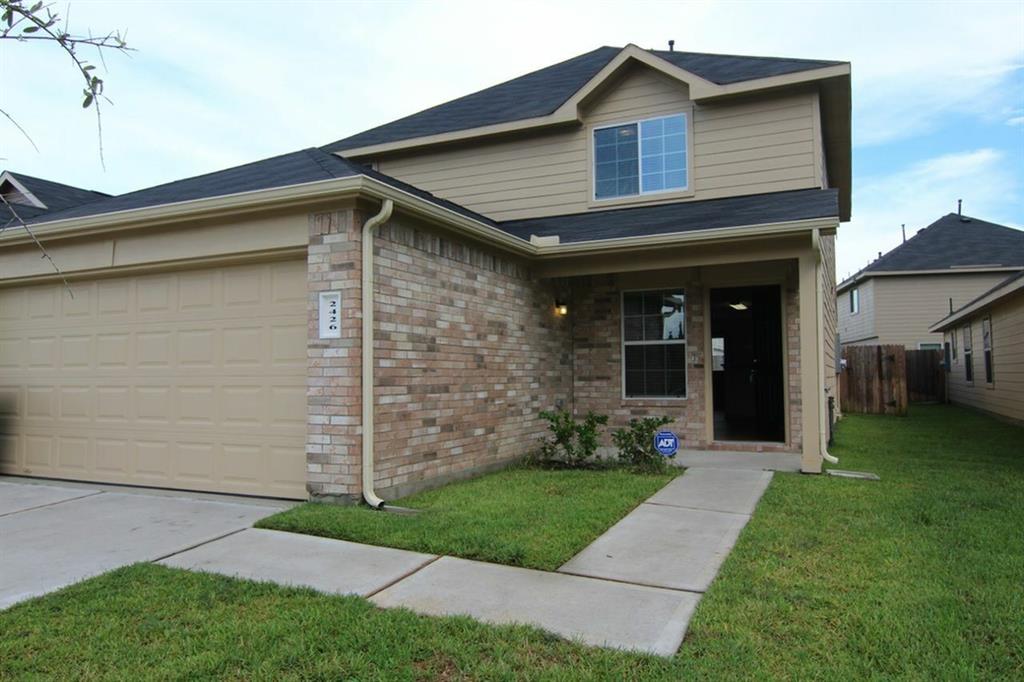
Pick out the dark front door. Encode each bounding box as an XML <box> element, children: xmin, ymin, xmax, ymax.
<box><xmin>710</xmin><ymin>285</ymin><xmax>785</xmax><ymax>442</ymax></box>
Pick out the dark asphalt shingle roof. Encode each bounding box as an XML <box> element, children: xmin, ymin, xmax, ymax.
<box><xmin>499</xmin><ymin>188</ymin><xmax>839</xmax><ymax>243</ymax></box>
<box><xmin>6</xmin><ymin>172</ymin><xmax>110</xmax><ymax>211</ymax></box>
<box><xmin>856</xmin><ymin>214</ymin><xmax>1024</xmax><ymax>275</ymax></box>
<box><xmin>1</xmin><ymin>172</ymin><xmax>110</xmax><ymax>226</ymax></box>
<box><xmin>652</xmin><ymin>50</ymin><xmax>842</xmax><ymax>85</ymax></box>
<box><xmin>323</xmin><ymin>46</ymin><xmax>843</xmax><ymax>152</ymax></box>
<box><xmin>27</xmin><ymin>149</ymin><xmax>362</xmax><ymax>224</ymax></box>
<box><xmin>21</xmin><ymin>148</ymin><xmax>498</xmax><ymax>231</ymax></box>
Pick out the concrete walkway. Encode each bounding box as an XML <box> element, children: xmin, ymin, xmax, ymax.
<box><xmin>558</xmin><ymin>469</ymin><xmax>772</xmax><ymax>592</ymax></box>
<box><xmin>159</xmin><ymin>466</ymin><xmax>774</xmax><ymax>656</ymax></box>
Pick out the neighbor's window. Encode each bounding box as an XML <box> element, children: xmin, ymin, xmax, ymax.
<box><xmin>982</xmin><ymin>317</ymin><xmax>993</xmax><ymax>384</ymax></box>
<box><xmin>850</xmin><ymin>288</ymin><xmax>860</xmax><ymax>314</ymax></box>
<box><xmin>594</xmin><ymin>113</ymin><xmax>688</xmax><ymax>200</ymax></box>
<box><xmin>963</xmin><ymin>325</ymin><xmax>974</xmax><ymax>383</ymax></box>
<box><xmin>622</xmin><ymin>290</ymin><xmax>686</xmax><ymax>398</ymax></box>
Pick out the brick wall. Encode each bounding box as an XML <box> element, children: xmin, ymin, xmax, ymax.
<box><xmin>371</xmin><ymin>218</ymin><xmax>572</xmax><ymax>498</ymax></box>
<box><xmin>306</xmin><ymin>208</ymin><xmax>366</xmax><ymax>500</ymax></box>
<box><xmin>786</xmin><ymin>283</ymin><xmax>803</xmax><ymax>452</ymax></box>
<box><xmin>307</xmin><ymin>207</ymin><xmax>573</xmax><ymax>502</ymax></box>
<box><xmin>307</xmin><ymin>209</ymin><xmax>805</xmax><ymax>502</ymax></box>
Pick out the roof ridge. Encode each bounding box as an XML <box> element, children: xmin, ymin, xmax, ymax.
<box><xmin>649</xmin><ymin>47</ymin><xmax>846</xmax><ymax>66</ymax></box>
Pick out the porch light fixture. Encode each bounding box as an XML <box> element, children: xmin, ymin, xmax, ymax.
<box><xmin>729</xmin><ymin>302</ymin><xmax>749</xmax><ymax>311</ymax></box>
<box><xmin>555</xmin><ymin>299</ymin><xmax>569</xmax><ymax>316</ymax></box>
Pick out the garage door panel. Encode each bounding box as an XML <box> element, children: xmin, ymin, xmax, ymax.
<box><xmin>0</xmin><ymin>260</ymin><xmax>307</xmax><ymax>498</ymax></box>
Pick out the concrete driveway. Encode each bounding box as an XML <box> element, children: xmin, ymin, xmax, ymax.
<box><xmin>0</xmin><ymin>478</ymin><xmax>288</xmax><ymax>609</ymax></box>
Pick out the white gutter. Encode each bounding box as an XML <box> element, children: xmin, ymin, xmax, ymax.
<box><xmin>812</xmin><ymin>228</ymin><xmax>839</xmax><ymax>465</ymax></box>
<box><xmin>361</xmin><ymin>198</ymin><xmax>394</xmax><ymax>509</ymax></box>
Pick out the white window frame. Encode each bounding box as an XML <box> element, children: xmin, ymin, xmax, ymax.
<box><xmin>592</xmin><ymin>111</ymin><xmax>692</xmax><ymax>202</ymax></box>
<box><xmin>620</xmin><ymin>289</ymin><xmax>688</xmax><ymax>401</ymax></box>
<box><xmin>850</xmin><ymin>287</ymin><xmax>860</xmax><ymax>314</ymax></box>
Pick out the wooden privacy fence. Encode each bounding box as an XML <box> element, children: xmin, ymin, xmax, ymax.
<box><xmin>840</xmin><ymin>346</ymin><xmax>946</xmax><ymax>415</ymax></box>
<box><xmin>906</xmin><ymin>349</ymin><xmax>945</xmax><ymax>404</ymax></box>
<box><xmin>840</xmin><ymin>345</ymin><xmax>909</xmax><ymax>415</ymax></box>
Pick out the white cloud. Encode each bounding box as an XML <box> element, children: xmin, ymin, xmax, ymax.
<box><xmin>837</xmin><ymin>148</ymin><xmax>1021</xmax><ymax>279</ymax></box>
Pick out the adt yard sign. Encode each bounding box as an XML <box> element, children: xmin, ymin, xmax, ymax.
<box><xmin>654</xmin><ymin>430</ymin><xmax>679</xmax><ymax>456</ymax></box>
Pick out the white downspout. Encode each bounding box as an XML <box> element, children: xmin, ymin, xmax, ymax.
<box><xmin>361</xmin><ymin>199</ymin><xmax>394</xmax><ymax>508</ymax></box>
<box><xmin>812</xmin><ymin>228</ymin><xmax>839</xmax><ymax>465</ymax></box>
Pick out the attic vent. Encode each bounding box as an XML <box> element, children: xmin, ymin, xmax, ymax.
<box><xmin>0</xmin><ymin>181</ymin><xmax>35</xmax><ymax>207</ymax></box>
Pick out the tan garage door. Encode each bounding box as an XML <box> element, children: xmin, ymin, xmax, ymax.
<box><xmin>0</xmin><ymin>259</ymin><xmax>308</xmax><ymax>499</ymax></box>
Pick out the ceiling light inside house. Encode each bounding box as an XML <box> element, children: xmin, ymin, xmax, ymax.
<box><xmin>729</xmin><ymin>302</ymin><xmax>749</xmax><ymax>311</ymax></box>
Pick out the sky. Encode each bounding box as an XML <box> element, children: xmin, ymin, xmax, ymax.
<box><xmin>1</xmin><ymin>0</ymin><xmax>1022</xmax><ymax>280</ymax></box>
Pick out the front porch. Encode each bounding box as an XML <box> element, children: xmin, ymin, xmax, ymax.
<box><xmin>539</xmin><ymin>229</ymin><xmax>834</xmax><ymax>473</ymax></box>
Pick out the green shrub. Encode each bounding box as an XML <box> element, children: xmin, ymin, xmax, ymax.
<box><xmin>612</xmin><ymin>416</ymin><xmax>674</xmax><ymax>473</ymax></box>
<box><xmin>534</xmin><ymin>409</ymin><xmax>608</xmax><ymax>468</ymax></box>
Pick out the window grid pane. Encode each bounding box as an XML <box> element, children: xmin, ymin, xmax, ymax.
<box><xmin>594</xmin><ymin>124</ymin><xmax>639</xmax><ymax>199</ymax></box>
<box><xmin>640</xmin><ymin>114</ymin><xmax>687</xmax><ymax>193</ymax></box>
<box><xmin>623</xmin><ymin>289</ymin><xmax>687</xmax><ymax>398</ymax></box>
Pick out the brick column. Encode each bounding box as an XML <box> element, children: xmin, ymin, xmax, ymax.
<box><xmin>306</xmin><ymin>207</ymin><xmax>365</xmax><ymax>502</ymax></box>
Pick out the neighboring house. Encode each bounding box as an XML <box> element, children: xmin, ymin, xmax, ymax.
<box><xmin>0</xmin><ymin>44</ymin><xmax>850</xmax><ymax>504</ymax></box>
<box><xmin>930</xmin><ymin>271</ymin><xmax>1024</xmax><ymax>424</ymax></box>
<box><xmin>837</xmin><ymin>214</ymin><xmax>1024</xmax><ymax>350</ymax></box>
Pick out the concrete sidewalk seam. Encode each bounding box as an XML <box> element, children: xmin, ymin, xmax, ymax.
<box><xmin>555</xmin><ymin>568</ymin><xmax>707</xmax><ymax>595</ymax></box>
<box><xmin>0</xmin><ymin>490</ymin><xmax>105</xmax><ymax>519</ymax></box>
<box><xmin>641</xmin><ymin>500</ymin><xmax>754</xmax><ymax>517</ymax></box>
<box><xmin>149</xmin><ymin>527</ymin><xmax>249</xmax><ymax>564</ymax></box>
<box><xmin>364</xmin><ymin>554</ymin><xmax>443</xmax><ymax>599</ymax></box>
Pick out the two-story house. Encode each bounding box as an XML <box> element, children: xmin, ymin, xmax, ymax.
<box><xmin>0</xmin><ymin>45</ymin><xmax>850</xmax><ymax>504</ymax></box>
<box><xmin>838</xmin><ymin>213</ymin><xmax>1024</xmax><ymax>350</ymax></box>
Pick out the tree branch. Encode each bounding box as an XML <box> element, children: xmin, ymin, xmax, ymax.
<box><xmin>0</xmin><ymin>0</ymin><xmax>133</xmax><ymax>167</ymax></box>
<box><xmin>0</xmin><ymin>194</ymin><xmax>74</xmax><ymax>297</ymax></box>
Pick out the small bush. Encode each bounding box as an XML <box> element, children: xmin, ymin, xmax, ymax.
<box><xmin>534</xmin><ymin>409</ymin><xmax>609</xmax><ymax>468</ymax></box>
<box><xmin>613</xmin><ymin>416</ymin><xmax>675</xmax><ymax>473</ymax></box>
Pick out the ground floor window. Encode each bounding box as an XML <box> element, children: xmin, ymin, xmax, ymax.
<box><xmin>963</xmin><ymin>325</ymin><xmax>974</xmax><ymax>383</ymax></box>
<box><xmin>622</xmin><ymin>290</ymin><xmax>686</xmax><ymax>398</ymax></box>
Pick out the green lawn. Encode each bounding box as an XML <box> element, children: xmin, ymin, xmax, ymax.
<box><xmin>2</xmin><ymin>405</ymin><xmax>1021</xmax><ymax>679</ymax></box>
<box><xmin>256</xmin><ymin>466</ymin><xmax>677</xmax><ymax>570</ymax></box>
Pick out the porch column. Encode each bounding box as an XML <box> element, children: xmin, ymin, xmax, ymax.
<box><xmin>798</xmin><ymin>251</ymin><xmax>823</xmax><ymax>473</ymax></box>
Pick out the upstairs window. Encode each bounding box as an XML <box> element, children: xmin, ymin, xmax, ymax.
<box><xmin>850</xmin><ymin>288</ymin><xmax>860</xmax><ymax>314</ymax></box>
<box><xmin>594</xmin><ymin>113</ymin><xmax>688</xmax><ymax>200</ymax></box>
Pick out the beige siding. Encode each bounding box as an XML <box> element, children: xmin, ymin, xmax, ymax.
<box><xmin>821</xmin><ymin>234</ymin><xmax>838</xmax><ymax>409</ymax></box>
<box><xmin>838</xmin><ymin>278</ymin><xmax>876</xmax><ymax>345</ymax></box>
<box><xmin>872</xmin><ymin>273</ymin><xmax>1011</xmax><ymax>349</ymax></box>
<box><xmin>945</xmin><ymin>294</ymin><xmax>1024</xmax><ymax>422</ymax></box>
<box><xmin>374</xmin><ymin>64</ymin><xmax>822</xmax><ymax>222</ymax></box>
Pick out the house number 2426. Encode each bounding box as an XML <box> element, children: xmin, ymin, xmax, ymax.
<box><xmin>318</xmin><ymin>291</ymin><xmax>341</xmax><ymax>339</ymax></box>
